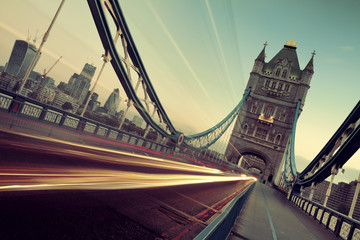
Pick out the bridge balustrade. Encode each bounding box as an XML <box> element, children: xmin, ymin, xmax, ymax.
<box><xmin>290</xmin><ymin>194</ymin><xmax>360</xmax><ymax>240</ymax></box>
<box><xmin>0</xmin><ymin>88</ymin><xmax>172</xmax><ymax>155</ymax></box>
<box><xmin>194</xmin><ymin>182</ymin><xmax>255</xmax><ymax>240</ymax></box>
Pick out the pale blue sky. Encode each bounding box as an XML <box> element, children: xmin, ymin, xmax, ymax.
<box><xmin>0</xmin><ymin>0</ymin><xmax>359</xmax><ymax>182</ymax></box>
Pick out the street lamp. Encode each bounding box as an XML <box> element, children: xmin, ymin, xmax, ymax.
<box><xmin>17</xmin><ymin>0</ymin><xmax>66</xmax><ymax>94</ymax></box>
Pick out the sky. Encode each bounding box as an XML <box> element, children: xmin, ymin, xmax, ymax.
<box><xmin>0</xmin><ymin>0</ymin><xmax>359</xmax><ymax>183</ymax></box>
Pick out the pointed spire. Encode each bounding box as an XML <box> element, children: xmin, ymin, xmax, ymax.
<box><xmin>255</xmin><ymin>41</ymin><xmax>267</xmax><ymax>62</ymax></box>
<box><xmin>304</xmin><ymin>50</ymin><xmax>315</xmax><ymax>73</ymax></box>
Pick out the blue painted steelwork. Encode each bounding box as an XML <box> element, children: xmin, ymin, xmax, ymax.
<box><xmin>87</xmin><ymin>0</ymin><xmax>178</xmax><ymax>141</ymax></box>
<box><xmin>290</xmin><ymin>100</ymin><xmax>301</xmax><ymax>176</ymax></box>
<box><xmin>282</xmin><ymin>100</ymin><xmax>301</xmax><ymax>185</ymax></box>
<box><xmin>86</xmin><ymin>0</ymin><xmax>251</xmax><ymax>149</ymax></box>
<box><xmin>283</xmin><ymin>139</ymin><xmax>293</xmax><ymax>185</ymax></box>
<box><xmin>194</xmin><ymin>182</ymin><xmax>255</xmax><ymax>240</ymax></box>
<box><xmin>295</xmin><ymin>100</ymin><xmax>360</xmax><ymax>187</ymax></box>
<box><xmin>284</xmin><ymin>100</ymin><xmax>360</xmax><ymax>188</ymax></box>
<box><xmin>283</xmin><ymin>100</ymin><xmax>360</xmax><ymax>188</ymax></box>
<box><xmin>183</xmin><ymin>88</ymin><xmax>251</xmax><ymax>149</ymax></box>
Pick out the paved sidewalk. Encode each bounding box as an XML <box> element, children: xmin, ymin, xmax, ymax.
<box><xmin>228</xmin><ymin>182</ymin><xmax>337</xmax><ymax>240</ymax></box>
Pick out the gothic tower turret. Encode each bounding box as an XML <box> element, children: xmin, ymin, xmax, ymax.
<box><xmin>225</xmin><ymin>37</ymin><xmax>314</xmax><ymax>184</ymax></box>
<box><xmin>252</xmin><ymin>42</ymin><xmax>266</xmax><ymax>73</ymax></box>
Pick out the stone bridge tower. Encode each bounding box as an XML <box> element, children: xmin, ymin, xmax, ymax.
<box><xmin>225</xmin><ymin>37</ymin><xmax>314</xmax><ymax>184</ymax></box>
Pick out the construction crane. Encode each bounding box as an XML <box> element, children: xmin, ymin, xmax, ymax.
<box><xmin>42</xmin><ymin>56</ymin><xmax>62</xmax><ymax>80</ymax></box>
<box><xmin>33</xmin><ymin>56</ymin><xmax>62</xmax><ymax>100</ymax></box>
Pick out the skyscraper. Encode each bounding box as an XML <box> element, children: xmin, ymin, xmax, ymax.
<box><xmin>225</xmin><ymin>38</ymin><xmax>314</xmax><ymax>184</ymax></box>
<box><xmin>104</xmin><ymin>88</ymin><xmax>120</xmax><ymax>115</ymax></box>
<box><xmin>4</xmin><ymin>40</ymin><xmax>41</xmax><ymax>79</ymax></box>
<box><xmin>132</xmin><ymin>115</ymin><xmax>144</xmax><ymax>128</ymax></box>
<box><xmin>68</xmin><ymin>63</ymin><xmax>96</xmax><ymax>104</ymax></box>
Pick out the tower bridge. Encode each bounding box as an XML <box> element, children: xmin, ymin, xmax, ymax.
<box><xmin>0</xmin><ymin>1</ymin><xmax>359</xmax><ymax>239</ymax></box>
<box><xmin>225</xmin><ymin>39</ymin><xmax>314</xmax><ymax>184</ymax></box>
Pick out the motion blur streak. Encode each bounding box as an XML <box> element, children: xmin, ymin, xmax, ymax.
<box><xmin>0</xmin><ymin>167</ymin><xmax>255</xmax><ymax>191</ymax></box>
<box><xmin>5</xmin><ymin>131</ymin><xmax>222</xmax><ymax>174</ymax></box>
<box><xmin>0</xmin><ymin>131</ymin><xmax>257</xmax><ymax>192</ymax></box>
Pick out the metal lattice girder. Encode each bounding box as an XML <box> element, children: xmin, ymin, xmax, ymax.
<box><xmin>87</xmin><ymin>0</ymin><xmax>251</xmax><ymax>149</ymax></box>
<box><xmin>295</xmin><ymin>101</ymin><xmax>360</xmax><ymax>187</ymax></box>
<box><xmin>87</xmin><ymin>0</ymin><xmax>181</xmax><ymax>142</ymax></box>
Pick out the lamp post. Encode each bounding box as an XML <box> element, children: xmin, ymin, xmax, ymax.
<box><xmin>324</xmin><ymin>164</ymin><xmax>339</xmax><ymax>207</ymax></box>
<box><xmin>309</xmin><ymin>182</ymin><xmax>316</xmax><ymax>200</ymax></box>
<box><xmin>349</xmin><ymin>173</ymin><xmax>360</xmax><ymax>218</ymax></box>
<box><xmin>17</xmin><ymin>0</ymin><xmax>66</xmax><ymax>94</ymax></box>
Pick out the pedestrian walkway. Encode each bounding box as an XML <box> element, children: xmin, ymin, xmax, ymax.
<box><xmin>228</xmin><ymin>182</ymin><xmax>337</xmax><ymax>240</ymax></box>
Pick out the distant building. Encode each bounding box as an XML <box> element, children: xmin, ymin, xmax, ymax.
<box><xmin>4</xmin><ymin>40</ymin><xmax>41</xmax><ymax>79</ymax></box>
<box><xmin>132</xmin><ymin>115</ymin><xmax>144</xmax><ymax>128</ymax></box>
<box><xmin>52</xmin><ymin>90</ymin><xmax>79</xmax><ymax>113</ymax></box>
<box><xmin>67</xmin><ymin>63</ymin><xmax>96</xmax><ymax>104</ymax></box>
<box><xmin>37</xmin><ymin>86</ymin><xmax>56</xmax><ymax>104</ymax></box>
<box><xmin>104</xmin><ymin>88</ymin><xmax>120</xmax><ymax>115</ymax></box>
<box><xmin>116</xmin><ymin>110</ymin><xmax>125</xmax><ymax>120</ymax></box>
<box><xmin>0</xmin><ymin>72</ymin><xmax>20</xmax><ymax>91</ymax></box>
<box><xmin>304</xmin><ymin>180</ymin><xmax>360</xmax><ymax>221</ymax></box>
<box><xmin>85</xmin><ymin>91</ymin><xmax>99</xmax><ymax>111</ymax></box>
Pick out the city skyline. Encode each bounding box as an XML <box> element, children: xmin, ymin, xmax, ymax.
<box><xmin>0</xmin><ymin>0</ymin><xmax>359</xmax><ymax>183</ymax></box>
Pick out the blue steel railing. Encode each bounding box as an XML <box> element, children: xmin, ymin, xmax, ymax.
<box><xmin>290</xmin><ymin>194</ymin><xmax>360</xmax><ymax>240</ymax></box>
<box><xmin>194</xmin><ymin>182</ymin><xmax>255</xmax><ymax>240</ymax></box>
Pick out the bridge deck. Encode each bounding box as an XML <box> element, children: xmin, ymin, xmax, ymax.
<box><xmin>228</xmin><ymin>182</ymin><xmax>337</xmax><ymax>240</ymax></box>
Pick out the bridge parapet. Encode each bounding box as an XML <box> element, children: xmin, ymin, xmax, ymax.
<box><xmin>0</xmin><ymin>88</ymin><xmax>173</xmax><ymax>155</ymax></box>
<box><xmin>194</xmin><ymin>182</ymin><xmax>255</xmax><ymax>240</ymax></box>
<box><xmin>295</xmin><ymin>101</ymin><xmax>360</xmax><ymax>187</ymax></box>
<box><xmin>290</xmin><ymin>194</ymin><xmax>360</xmax><ymax>240</ymax></box>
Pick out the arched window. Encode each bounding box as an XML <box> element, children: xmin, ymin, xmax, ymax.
<box><xmin>275</xmin><ymin>134</ymin><xmax>282</xmax><ymax>144</ymax></box>
<box><xmin>243</xmin><ymin>124</ymin><xmax>249</xmax><ymax>134</ymax></box>
<box><xmin>282</xmin><ymin>70</ymin><xmax>288</xmax><ymax>78</ymax></box>
<box><xmin>275</xmin><ymin>68</ymin><xmax>281</xmax><ymax>77</ymax></box>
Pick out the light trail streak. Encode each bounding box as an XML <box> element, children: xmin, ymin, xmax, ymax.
<box><xmin>2</xmin><ymin>130</ymin><xmax>223</xmax><ymax>175</ymax></box>
<box><xmin>0</xmin><ymin>130</ymin><xmax>256</xmax><ymax>192</ymax></box>
<box><xmin>0</xmin><ymin>167</ymin><xmax>255</xmax><ymax>192</ymax></box>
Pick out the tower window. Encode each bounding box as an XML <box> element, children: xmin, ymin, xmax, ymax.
<box><xmin>264</xmin><ymin>79</ymin><xmax>270</xmax><ymax>88</ymax></box>
<box><xmin>243</xmin><ymin>124</ymin><xmax>249</xmax><ymax>134</ymax></box>
<box><xmin>255</xmin><ymin>127</ymin><xmax>268</xmax><ymax>140</ymax></box>
<box><xmin>275</xmin><ymin>68</ymin><xmax>281</xmax><ymax>77</ymax></box>
<box><xmin>263</xmin><ymin>106</ymin><xmax>274</xmax><ymax>118</ymax></box>
<box><xmin>278</xmin><ymin>83</ymin><xmax>283</xmax><ymax>91</ymax></box>
<box><xmin>282</xmin><ymin>70</ymin><xmax>288</xmax><ymax>78</ymax></box>
<box><xmin>270</xmin><ymin>81</ymin><xmax>276</xmax><ymax>89</ymax></box>
<box><xmin>284</xmin><ymin>84</ymin><xmax>290</xmax><ymax>92</ymax></box>
<box><xmin>275</xmin><ymin>134</ymin><xmax>282</xmax><ymax>144</ymax></box>
<box><xmin>250</xmin><ymin>105</ymin><xmax>258</xmax><ymax>114</ymax></box>
<box><xmin>279</xmin><ymin>113</ymin><xmax>287</xmax><ymax>122</ymax></box>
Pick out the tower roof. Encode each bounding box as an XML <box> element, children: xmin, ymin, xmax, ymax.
<box><xmin>263</xmin><ymin>39</ymin><xmax>302</xmax><ymax>78</ymax></box>
<box><xmin>255</xmin><ymin>42</ymin><xmax>267</xmax><ymax>62</ymax></box>
<box><xmin>304</xmin><ymin>51</ymin><xmax>315</xmax><ymax>73</ymax></box>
